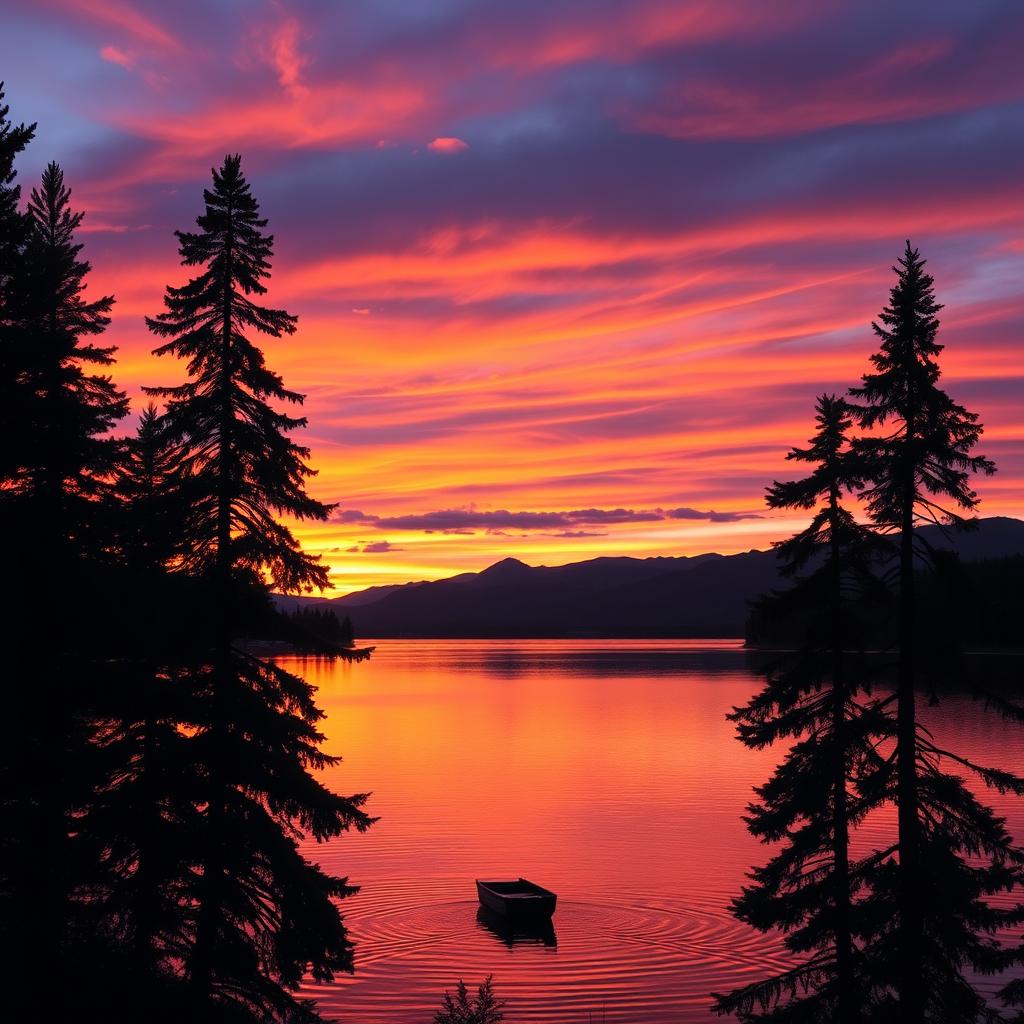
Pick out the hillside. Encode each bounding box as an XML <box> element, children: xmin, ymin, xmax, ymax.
<box><xmin>274</xmin><ymin>517</ymin><xmax>1024</xmax><ymax>638</ymax></box>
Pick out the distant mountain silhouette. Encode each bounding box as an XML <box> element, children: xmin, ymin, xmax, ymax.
<box><xmin>275</xmin><ymin>517</ymin><xmax>1024</xmax><ymax>638</ymax></box>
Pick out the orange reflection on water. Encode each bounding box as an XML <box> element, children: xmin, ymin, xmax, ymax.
<box><xmin>286</xmin><ymin>641</ymin><xmax>1024</xmax><ymax>1021</ymax></box>
<box><xmin>284</xmin><ymin>643</ymin><xmax>1024</xmax><ymax>1019</ymax></box>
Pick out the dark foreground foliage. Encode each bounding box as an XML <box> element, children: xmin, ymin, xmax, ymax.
<box><xmin>717</xmin><ymin>245</ymin><xmax>1024</xmax><ymax>1023</ymax></box>
<box><xmin>435</xmin><ymin>976</ymin><xmax>505</xmax><ymax>1024</ymax></box>
<box><xmin>0</xmin><ymin>85</ymin><xmax>373</xmax><ymax>1022</ymax></box>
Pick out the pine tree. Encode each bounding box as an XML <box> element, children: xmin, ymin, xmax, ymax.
<box><xmin>145</xmin><ymin>154</ymin><xmax>374</xmax><ymax>1021</ymax></box>
<box><xmin>145</xmin><ymin>153</ymin><xmax>328</xmax><ymax>594</ymax></box>
<box><xmin>714</xmin><ymin>395</ymin><xmax>888</xmax><ymax>1022</ymax></box>
<box><xmin>0</xmin><ymin>80</ymin><xmax>37</xmax><ymax>1004</ymax></box>
<box><xmin>435</xmin><ymin>976</ymin><xmax>505</xmax><ymax>1024</ymax></box>
<box><xmin>1</xmin><ymin>160</ymin><xmax>128</xmax><ymax>1010</ymax></box>
<box><xmin>850</xmin><ymin>242</ymin><xmax>1023</xmax><ymax>1022</ymax></box>
<box><xmin>8</xmin><ymin>162</ymin><xmax>128</xmax><ymax>516</ymax></box>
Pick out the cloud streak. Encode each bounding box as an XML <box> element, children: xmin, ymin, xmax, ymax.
<box><xmin>336</xmin><ymin>507</ymin><xmax>761</xmax><ymax>531</ymax></box>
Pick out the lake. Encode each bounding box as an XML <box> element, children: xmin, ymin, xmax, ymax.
<box><xmin>285</xmin><ymin>639</ymin><xmax>1024</xmax><ymax>1022</ymax></box>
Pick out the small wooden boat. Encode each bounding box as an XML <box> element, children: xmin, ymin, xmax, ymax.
<box><xmin>475</xmin><ymin>878</ymin><xmax>557</xmax><ymax>920</ymax></box>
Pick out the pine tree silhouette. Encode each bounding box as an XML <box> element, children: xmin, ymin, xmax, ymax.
<box><xmin>850</xmin><ymin>242</ymin><xmax>1023</xmax><ymax>1021</ymax></box>
<box><xmin>7</xmin><ymin>162</ymin><xmax>127</xmax><ymax>514</ymax></box>
<box><xmin>1</xmin><ymin>159</ymin><xmax>128</xmax><ymax>1012</ymax></box>
<box><xmin>0</xmin><ymin>80</ymin><xmax>39</xmax><ymax>1010</ymax></box>
<box><xmin>145</xmin><ymin>154</ymin><xmax>374</xmax><ymax>1021</ymax></box>
<box><xmin>435</xmin><ymin>976</ymin><xmax>505</xmax><ymax>1024</ymax></box>
<box><xmin>714</xmin><ymin>395</ymin><xmax>888</xmax><ymax>1022</ymax></box>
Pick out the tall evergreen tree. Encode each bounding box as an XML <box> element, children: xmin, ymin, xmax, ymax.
<box><xmin>145</xmin><ymin>154</ymin><xmax>373</xmax><ymax>1022</ymax></box>
<box><xmin>1</xmin><ymin>160</ymin><xmax>128</xmax><ymax>1008</ymax></box>
<box><xmin>850</xmin><ymin>242</ymin><xmax>1023</xmax><ymax>1022</ymax></box>
<box><xmin>714</xmin><ymin>395</ymin><xmax>887</xmax><ymax>1023</ymax></box>
<box><xmin>0</xmin><ymin>79</ymin><xmax>37</xmax><ymax>1005</ymax></box>
<box><xmin>8</xmin><ymin>161</ymin><xmax>127</xmax><ymax>515</ymax></box>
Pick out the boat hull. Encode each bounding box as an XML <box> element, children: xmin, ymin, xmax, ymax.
<box><xmin>475</xmin><ymin>879</ymin><xmax>557</xmax><ymax>920</ymax></box>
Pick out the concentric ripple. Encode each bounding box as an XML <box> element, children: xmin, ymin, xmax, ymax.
<box><xmin>304</xmin><ymin>885</ymin><xmax>788</xmax><ymax>1022</ymax></box>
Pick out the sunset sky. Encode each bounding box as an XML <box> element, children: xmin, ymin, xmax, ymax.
<box><xmin>6</xmin><ymin>0</ymin><xmax>1024</xmax><ymax>593</ymax></box>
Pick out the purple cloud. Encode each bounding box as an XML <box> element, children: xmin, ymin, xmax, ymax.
<box><xmin>362</xmin><ymin>540</ymin><xmax>402</xmax><ymax>553</ymax></box>
<box><xmin>667</xmin><ymin>507</ymin><xmax>763</xmax><ymax>523</ymax></box>
<box><xmin>336</xmin><ymin>506</ymin><xmax>759</xmax><ymax>531</ymax></box>
<box><xmin>335</xmin><ymin>510</ymin><xmax>381</xmax><ymax>524</ymax></box>
<box><xmin>343</xmin><ymin>539</ymin><xmax>404</xmax><ymax>553</ymax></box>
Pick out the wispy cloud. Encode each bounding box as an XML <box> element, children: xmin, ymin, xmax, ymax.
<box><xmin>335</xmin><ymin>506</ymin><xmax>760</xmax><ymax>531</ymax></box>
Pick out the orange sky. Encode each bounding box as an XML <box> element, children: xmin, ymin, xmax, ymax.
<box><xmin>6</xmin><ymin>0</ymin><xmax>1023</xmax><ymax>592</ymax></box>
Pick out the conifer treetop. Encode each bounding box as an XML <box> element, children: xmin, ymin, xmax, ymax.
<box><xmin>10</xmin><ymin>161</ymin><xmax>127</xmax><ymax>503</ymax></box>
<box><xmin>850</xmin><ymin>241</ymin><xmax>995</xmax><ymax>531</ymax></box>
<box><xmin>765</xmin><ymin>394</ymin><xmax>873</xmax><ymax>578</ymax></box>
<box><xmin>145</xmin><ymin>153</ymin><xmax>332</xmax><ymax>593</ymax></box>
<box><xmin>26</xmin><ymin>162</ymin><xmax>117</xmax><ymax>359</ymax></box>
<box><xmin>767</xmin><ymin>394</ymin><xmax>862</xmax><ymax>511</ymax></box>
<box><xmin>146</xmin><ymin>153</ymin><xmax>299</xmax><ymax>391</ymax></box>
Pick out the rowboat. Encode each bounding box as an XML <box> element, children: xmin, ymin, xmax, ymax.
<box><xmin>475</xmin><ymin>878</ymin><xmax>557</xmax><ymax>919</ymax></box>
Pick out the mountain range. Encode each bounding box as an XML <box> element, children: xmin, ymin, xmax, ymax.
<box><xmin>274</xmin><ymin>516</ymin><xmax>1024</xmax><ymax>638</ymax></box>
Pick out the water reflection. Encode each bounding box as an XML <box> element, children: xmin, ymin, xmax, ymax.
<box><xmin>288</xmin><ymin>640</ymin><xmax>1024</xmax><ymax>1022</ymax></box>
<box><xmin>476</xmin><ymin>906</ymin><xmax>558</xmax><ymax>948</ymax></box>
<box><xmin>373</xmin><ymin>638</ymin><xmax>754</xmax><ymax>679</ymax></box>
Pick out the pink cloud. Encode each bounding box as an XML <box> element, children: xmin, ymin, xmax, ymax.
<box><xmin>428</xmin><ymin>136</ymin><xmax>469</xmax><ymax>153</ymax></box>
<box><xmin>48</xmin><ymin>0</ymin><xmax>181</xmax><ymax>52</ymax></box>
<box><xmin>100</xmin><ymin>43</ymin><xmax>135</xmax><ymax>70</ymax></box>
<box><xmin>265</xmin><ymin>17</ymin><xmax>309</xmax><ymax>94</ymax></box>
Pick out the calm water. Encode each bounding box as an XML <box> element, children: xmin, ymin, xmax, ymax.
<box><xmin>282</xmin><ymin>639</ymin><xmax>1024</xmax><ymax>1022</ymax></box>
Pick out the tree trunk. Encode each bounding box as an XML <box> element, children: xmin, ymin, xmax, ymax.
<box><xmin>897</xmin><ymin>455</ymin><xmax>922</xmax><ymax>1024</ymax></box>
<box><xmin>190</xmin><ymin>212</ymin><xmax>234</xmax><ymax>1002</ymax></box>
<box><xmin>39</xmin><ymin>333</ymin><xmax>69</xmax><ymax>986</ymax></box>
<box><xmin>830</xmin><ymin>492</ymin><xmax>854</xmax><ymax>1024</ymax></box>
<box><xmin>133</xmin><ymin>681</ymin><xmax>160</xmax><ymax>962</ymax></box>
